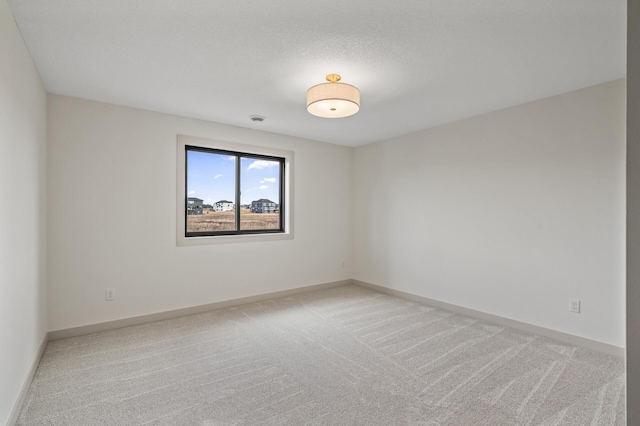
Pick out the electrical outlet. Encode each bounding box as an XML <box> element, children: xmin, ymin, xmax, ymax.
<box><xmin>105</xmin><ymin>288</ymin><xmax>115</xmax><ymax>301</ymax></box>
<box><xmin>569</xmin><ymin>298</ymin><xmax>580</xmax><ymax>313</ymax></box>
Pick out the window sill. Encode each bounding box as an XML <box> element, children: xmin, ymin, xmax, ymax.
<box><xmin>176</xmin><ymin>231</ymin><xmax>293</xmax><ymax>246</ymax></box>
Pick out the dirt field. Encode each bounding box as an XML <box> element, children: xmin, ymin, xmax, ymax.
<box><xmin>186</xmin><ymin>209</ymin><xmax>279</xmax><ymax>232</ymax></box>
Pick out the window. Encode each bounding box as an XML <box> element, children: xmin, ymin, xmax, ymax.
<box><xmin>177</xmin><ymin>135</ymin><xmax>292</xmax><ymax>245</ymax></box>
<box><xmin>185</xmin><ymin>146</ymin><xmax>284</xmax><ymax>236</ymax></box>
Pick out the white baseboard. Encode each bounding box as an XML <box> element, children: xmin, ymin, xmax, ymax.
<box><xmin>50</xmin><ymin>278</ymin><xmax>624</xmax><ymax>358</ymax></box>
<box><xmin>353</xmin><ymin>279</ymin><xmax>625</xmax><ymax>358</ymax></box>
<box><xmin>7</xmin><ymin>332</ymin><xmax>48</xmax><ymax>426</ymax></box>
<box><xmin>49</xmin><ymin>280</ymin><xmax>351</xmax><ymax>341</ymax></box>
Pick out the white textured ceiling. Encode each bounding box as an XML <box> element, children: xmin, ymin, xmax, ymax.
<box><xmin>8</xmin><ymin>0</ymin><xmax>626</xmax><ymax>146</ymax></box>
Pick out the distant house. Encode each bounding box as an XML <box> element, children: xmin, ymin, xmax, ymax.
<box><xmin>187</xmin><ymin>197</ymin><xmax>203</xmax><ymax>215</ymax></box>
<box><xmin>250</xmin><ymin>199</ymin><xmax>277</xmax><ymax>213</ymax></box>
<box><xmin>214</xmin><ymin>200</ymin><xmax>235</xmax><ymax>212</ymax></box>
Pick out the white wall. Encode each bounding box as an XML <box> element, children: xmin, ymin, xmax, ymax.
<box><xmin>47</xmin><ymin>95</ymin><xmax>352</xmax><ymax>331</ymax></box>
<box><xmin>353</xmin><ymin>80</ymin><xmax>626</xmax><ymax>347</ymax></box>
<box><xmin>627</xmin><ymin>0</ymin><xmax>640</xmax><ymax>419</ymax></box>
<box><xmin>0</xmin><ymin>0</ymin><xmax>48</xmax><ymax>423</ymax></box>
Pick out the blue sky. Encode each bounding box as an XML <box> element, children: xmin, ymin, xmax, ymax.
<box><xmin>187</xmin><ymin>151</ymin><xmax>280</xmax><ymax>205</ymax></box>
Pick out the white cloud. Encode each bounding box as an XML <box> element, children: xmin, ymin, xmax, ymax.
<box><xmin>188</xmin><ymin>190</ymin><xmax>195</xmax><ymax>195</ymax></box>
<box><xmin>247</xmin><ymin>160</ymin><xmax>278</xmax><ymax>171</ymax></box>
<box><xmin>213</xmin><ymin>174</ymin><xmax>223</xmax><ymax>180</ymax></box>
<box><xmin>261</xmin><ymin>177</ymin><xmax>276</xmax><ymax>183</ymax></box>
<box><xmin>225</xmin><ymin>155</ymin><xmax>235</xmax><ymax>161</ymax></box>
<box><xmin>259</xmin><ymin>185</ymin><xmax>269</xmax><ymax>190</ymax></box>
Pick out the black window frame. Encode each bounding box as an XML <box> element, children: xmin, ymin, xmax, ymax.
<box><xmin>185</xmin><ymin>145</ymin><xmax>285</xmax><ymax>237</ymax></box>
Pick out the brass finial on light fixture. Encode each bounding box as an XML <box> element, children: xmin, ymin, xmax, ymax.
<box><xmin>306</xmin><ymin>74</ymin><xmax>360</xmax><ymax>118</ymax></box>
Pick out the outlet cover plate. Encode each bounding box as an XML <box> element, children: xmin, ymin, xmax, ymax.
<box><xmin>105</xmin><ymin>288</ymin><xmax>115</xmax><ymax>301</ymax></box>
<box><xmin>570</xmin><ymin>298</ymin><xmax>581</xmax><ymax>313</ymax></box>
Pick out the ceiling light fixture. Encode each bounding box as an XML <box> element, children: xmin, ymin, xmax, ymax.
<box><xmin>306</xmin><ymin>74</ymin><xmax>360</xmax><ymax>118</ymax></box>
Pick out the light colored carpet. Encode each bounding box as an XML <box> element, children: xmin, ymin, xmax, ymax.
<box><xmin>17</xmin><ymin>285</ymin><xmax>625</xmax><ymax>425</ymax></box>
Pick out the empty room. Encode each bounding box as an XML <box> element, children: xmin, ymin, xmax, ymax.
<box><xmin>2</xmin><ymin>0</ymin><xmax>637</xmax><ymax>425</ymax></box>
